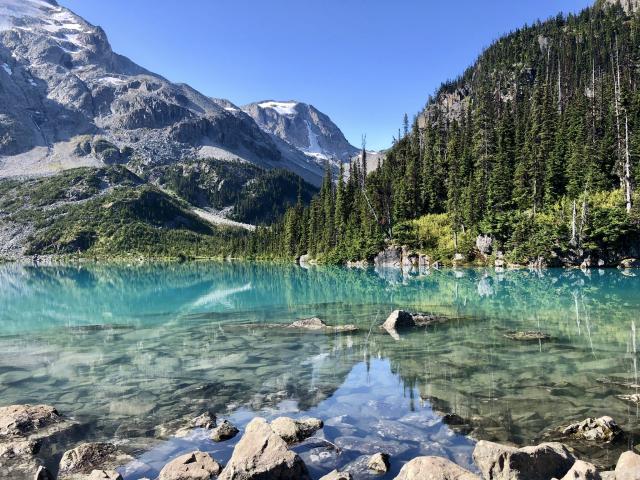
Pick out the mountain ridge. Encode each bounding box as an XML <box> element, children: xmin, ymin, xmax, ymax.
<box><xmin>0</xmin><ymin>0</ymin><xmax>360</xmax><ymax>187</ymax></box>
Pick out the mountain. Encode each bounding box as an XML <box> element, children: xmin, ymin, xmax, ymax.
<box><xmin>0</xmin><ymin>0</ymin><xmax>330</xmax><ymax>185</ymax></box>
<box><xmin>251</xmin><ymin>0</ymin><xmax>640</xmax><ymax>266</ymax></box>
<box><xmin>242</xmin><ymin>101</ymin><xmax>360</xmax><ymax>167</ymax></box>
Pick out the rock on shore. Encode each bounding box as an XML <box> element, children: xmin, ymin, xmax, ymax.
<box><xmin>218</xmin><ymin>417</ymin><xmax>310</xmax><ymax>480</ymax></box>
<box><xmin>159</xmin><ymin>451</ymin><xmax>222</xmax><ymax>480</ymax></box>
<box><xmin>473</xmin><ymin>440</ymin><xmax>576</xmax><ymax>480</ymax></box>
<box><xmin>58</xmin><ymin>442</ymin><xmax>133</xmax><ymax>479</ymax></box>
<box><xmin>394</xmin><ymin>456</ymin><xmax>479</xmax><ymax>479</ymax></box>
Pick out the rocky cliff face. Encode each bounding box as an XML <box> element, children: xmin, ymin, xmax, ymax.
<box><xmin>599</xmin><ymin>0</ymin><xmax>640</xmax><ymax>13</ymax></box>
<box><xmin>0</xmin><ymin>0</ymin><xmax>328</xmax><ymax>185</ymax></box>
<box><xmin>242</xmin><ymin>101</ymin><xmax>359</xmax><ymax>168</ymax></box>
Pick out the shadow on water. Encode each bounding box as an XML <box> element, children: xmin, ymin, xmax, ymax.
<box><xmin>0</xmin><ymin>262</ymin><xmax>638</xmax><ymax>477</ymax></box>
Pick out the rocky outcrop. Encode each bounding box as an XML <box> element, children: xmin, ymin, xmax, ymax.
<box><xmin>374</xmin><ymin>247</ymin><xmax>403</xmax><ymax>267</ymax></box>
<box><xmin>58</xmin><ymin>442</ymin><xmax>133</xmax><ymax>479</ymax></box>
<box><xmin>0</xmin><ymin>405</ymin><xmax>64</xmax><ymax>438</ymax></box>
<box><xmin>561</xmin><ymin>417</ymin><xmax>622</xmax><ymax>443</ymax></box>
<box><xmin>615</xmin><ymin>451</ymin><xmax>640</xmax><ymax>480</ymax></box>
<box><xmin>368</xmin><ymin>453</ymin><xmax>390</xmax><ymax>473</ymax></box>
<box><xmin>473</xmin><ymin>440</ymin><xmax>576</xmax><ymax>480</ymax></box>
<box><xmin>218</xmin><ymin>418</ymin><xmax>309</xmax><ymax>480</ymax></box>
<box><xmin>242</xmin><ymin>101</ymin><xmax>359</xmax><ymax>164</ymax></box>
<box><xmin>558</xmin><ymin>460</ymin><xmax>601</xmax><ymax>480</ymax></box>
<box><xmin>270</xmin><ymin>417</ymin><xmax>323</xmax><ymax>444</ymax></box>
<box><xmin>600</xmin><ymin>0</ymin><xmax>640</xmax><ymax>14</ymax></box>
<box><xmin>159</xmin><ymin>451</ymin><xmax>222</xmax><ymax>480</ymax></box>
<box><xmin>210</xmin><ymin>420</ymin><xmax>239</xmax><ymax>442</ymax></box>
<box><xmin>286</xmin><ymin>318</ymin><xmax>357</xmax><ymax>333</ymax></box>
<box><xmin>394</xmin><ymin>456</ymin><xmax>480</xmax><ymax>480</ymax></box>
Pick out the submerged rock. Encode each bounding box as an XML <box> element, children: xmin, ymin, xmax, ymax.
<box><xmin>558</xmin><ymin>460</ymin><xmax>601</xmax><ymax>480</ymax></box>
<box><xmin>320</xmin><ymin>470</ymin><xmax>352</xmax><ymax>480</ymax></box>
<box><xmin>270</xmin><ymin>417</ymin><xmax>323</xmax><ymax>444</ymax></box>
<box><xmin>394</xmin><ymin>456</ymin><xmax>479</xmax><ymax>480</ymax></box>
<box><xmin>58</xmin><ymin>442</ymin><xmax>133</xmax><ymax>478</ymax></box>
<box><xmin>218</xmin><ymin>417</ymin><xmax>309</xmax><ymax>480</ymax></box>
<box><xmin>561</xmin><ymin>417</ymin><xmax>622</xmax><ymax>443</ymax></box>
<box><xmin>367</xmin><ymin>452</ymin><xmax>390</xmax><ymax>473</ymax></box>
<box><xmin>210</xmin><ymin>420</ymin><xmax>239</xmax><ymax>442</ymax></box>
<box><xmin>473</xmin><ymin>440</ymin><xmax>576</xmax><ymax>480</ymax></box>
<box><xmin>159</xmin><ymin>451</ymin><xmax>222</xmax><ymax>480</ymax></box>
<box><xmin>615</xmin><ymin>451</ymin><xmax>640</xmax><ymax>480</ymax></box>
<box><xmin>503</xmin><ymin>331</ymin><xmax>551</xmax><ymax>341</ymax></box>
<box><xmin>287</xmin><ymin>318</ymin><xmax>357</xmax><ymax>333</ymax></box>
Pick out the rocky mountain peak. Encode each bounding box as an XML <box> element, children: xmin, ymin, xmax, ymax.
<box><xmin>242</xmin><ymin>100</ymin><xmax>359</xmax><ymax>166</ymax></box>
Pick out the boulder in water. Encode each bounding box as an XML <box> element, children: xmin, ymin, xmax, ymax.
<box><xmin>320</xmin><ymin>470</ymin><xmax>352</xmax><ymax>480</ymax></box>
<box><xmin>393</xmin><ymin>456</ymin><xmax>479</xmax><ymax>480</ymax></box>
<box><xmin>367</xmin><ymin>452</ymin><xmax>390</xmax><ymax>473</ymax></box>
<box><xmin>58</xmin><ymin>442</ymin><xmax>133</xmax><ymax>478</ymax></box>
<box><xmin>270</xmin><ymin>417</ymin><xmax>323</xmax><ymax>444</ymax></box>
<box><xmin>210</xmin><ymin>420</ymin><xmax>239</xmax><ymax>442</ymax></box>
<box><xmin>473</xmin><ymin>440</ymin><xmax>576</xmax><ymax>480</ymax></box>
<box><xmin>561</xmin><ymin>416</ymin><xmax>622</xmax><ymax>443</ymax></box>
<box><xmin>159</xmin><ymin>451</ymin><xmax>222</xmax><ymax>480</ymax></box>
<box><xmin>287</xmin><ymin>318</ymin><xmax>357</xmax><ymax>333</ymax></box>
<box><xmin>218</xmin><ymin>417</ymin><xmax>309</xmax><ymax>480</ymax></box>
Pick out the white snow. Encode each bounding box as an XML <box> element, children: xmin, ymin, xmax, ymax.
<box><xmin>100</xmin><ymin>76</ymin><xmax>126</xmax><ymax>86</ymax></box>
<box><xmin>2</xmin><ymin>63</ymin><xmax>12</xmax><ymax>75</ymax></box>
<box><xmin>304</xmin><ymin>120</ymin><xmax>324</xmax><ymax>154</ymax></box>
<box><xmin>28</xmin><ymin>78</ymin><xmax>37</xmax><ymax>86</ymax></box>
<box><xmin>258</xmin><ymin>101</ymin><xmax>298</xmax><ymax>116</ymax></box>
<box><xmin>224</xmin><ymin>107</ymin><xmax>239</xmax><ymax>112</ymax></box>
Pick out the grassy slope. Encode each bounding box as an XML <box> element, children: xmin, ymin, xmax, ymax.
<box><xmin>0</xmin><ymin>166</ymin><xmax>246</xmax><ymax>259</ymax></box>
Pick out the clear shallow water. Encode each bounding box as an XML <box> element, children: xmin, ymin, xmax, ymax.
<box><xmin>0</xmin><ymin>263</ymin><xmax>639</xmax><ymax>477</ymax></box>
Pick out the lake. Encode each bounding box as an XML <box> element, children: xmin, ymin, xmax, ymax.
<box><xmin>0</xmin><ymin>262</ymin><xmax>638</xmax><ymax>478</ymax></box>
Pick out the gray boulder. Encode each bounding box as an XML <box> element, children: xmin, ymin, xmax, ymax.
<box><xmin>218</xmin><ymin>418</ymin><xmax>309</xmax><ymax>480</ymax></box>
<box><xmin>615</xmin><ymin>451</ymin><xmax>640</xmax><ymax>480</ymax></box>
<box><xmin>368</xmin><ymin>452</ymin><xmax>390</xmax><ymax>473</ymax></box>
<box><xmin>270</xmin><ymin>417</ymin><xmax>323</xmax><ymax>444</ymax></box>
<box><xmin>557</xmin><ymin>460</ymin><xmax>601</xmax><ymax>480</ymax></box>
<box><xmin>394</xmin><ymin>456</ymin><xmax>479</xmax><ymax>480</ymax></box>
<box><xmin>0</xmin><ymin>405</ymin><xmax>63</xmax><ymax>438</ymax></box>
<box><xmin>473</xmin><ymin>440</ymin><xmax>576</xmax><ymax>480</ymax></box>
<box><xmin>159</xmin><ymin>451</ymin><xmax>222</xmax><ymax>480</ymax></box>
<box><xmin>210</xmin><ymin>420</ymin><xmax>239</xmax><ymax>442</ymax></box>
<box><xmin>58</xmin><ymin>442</ymin><xmax>133</xmax><ymax>478</ymax></box>
<box><xmin>561</xmin><ymin>417</ymin><xmax>622</xmax><ymax>442</ymax></box>
<box><xmin>34</xmin><ymin>466</ymin><xmax>55</xmax><ymax>480</ymax></box>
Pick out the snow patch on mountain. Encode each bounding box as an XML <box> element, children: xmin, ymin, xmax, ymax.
<box><xmin>258</xmin><ymin>101</ymin><xmax>298</xmax><ymax>116</ymax></box>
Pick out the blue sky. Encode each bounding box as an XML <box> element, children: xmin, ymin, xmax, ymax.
<box><xmin>60</xmin><ymin>0</ymin><xmax>593</xmax><ymax>150</ymax></box>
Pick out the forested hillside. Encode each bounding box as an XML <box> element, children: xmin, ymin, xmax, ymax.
<box><xmin>246</xmin><ymin>1</ymin><xmax>640</xmax><ymax>266</ymax></box>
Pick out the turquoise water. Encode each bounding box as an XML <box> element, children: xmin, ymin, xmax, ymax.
<box><xmin>0</xmin><ymin>263</ymin><xmax>639</xmax><ymax>477</ymax></box>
